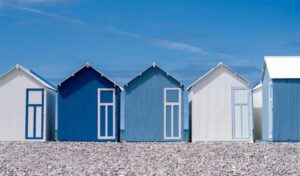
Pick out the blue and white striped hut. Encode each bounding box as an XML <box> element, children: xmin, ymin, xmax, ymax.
<box><xmin>123</xmin><ymin>63</ymin><xmax>184</xmax><ymax>142</ymax></box>
<box><xmin>261</xmin><ymin>56</ymin><xmax>300</xmax><ymax>142</ymax></box>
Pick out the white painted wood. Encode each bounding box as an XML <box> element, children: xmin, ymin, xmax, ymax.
<box><xmin>252</xmin><ymin>84</ymin><xmax>262</xmax><ymax>139</ymax></box>
<box><xmin>189</xmin><ymin>64</ymin><xmax>253</xmax><ymax>142</ymax></box>
<box><xmin>164</xmin><ymin>88</ymin><xmax>182</xmax><ymax>140</ymax></box>
<box><xmin>0</xmin><ymin>67</ymin><xmax>56</xmax><ymax>141</ymax></box>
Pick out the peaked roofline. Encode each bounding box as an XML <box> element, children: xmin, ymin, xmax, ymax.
<box><xmin>187</xmin><ymin>62</ymin><xmax>251</xmax><ymax>91</ymax></box>
<box><xmin>58</xmin><ymin>63</ymin><xmax>123</xmax><ymax>91</ymax></box>
<box><xmin>123</xmin><ymin>63</ymin><xmax>184</xmax><ymax>88</ymax></box>
<box><xmin>0</xmin><ymin>64</ymin><xmax>56</xmax><ymax>91</ymax></box>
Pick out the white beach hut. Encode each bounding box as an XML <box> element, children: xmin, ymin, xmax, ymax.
<box><xmin>188</xmin><ymin>63</ymin><xmax>253</xmax><ymax>142</ymax></box>
<box><xmin>0</xmin><ymin>65</ymin><xmax>56</xmax><ymax>141</ymax></box>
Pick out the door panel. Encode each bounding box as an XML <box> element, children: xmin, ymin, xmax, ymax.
<box><xmin>173</xmin><ymin>105</ymin><xmax>179</xmax><ymax>137</ymax></box>
<box><xmin>232</xmin><ymin>88</ymin><xmax>250</xmax><ymax>140</ymax></box>
<box><xmin>166</xmin><ymin>105</ymin><xmax>172</xmax><ymax>137</ymax></box>
<box><xmin>26</xmin><ymin>89</ymin><xmax>44</xmax><ymax>140</ymax></box>
<box><xmin>98</xmin><ymin>89</ymin><xmax>115</xmax><ymax>140</ymax></box>
<box><xmin>164</xmin><ymin>88</ymin><xmax>181</xmax><ymax>139</ymax></box>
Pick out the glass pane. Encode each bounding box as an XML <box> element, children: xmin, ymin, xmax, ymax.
<box><xmin>166</xmin><ymin>89</ymin><xmax>179</xmax><ymax>103</ymax></box>
<box><xmin>166</xmin><ymin>105</ymin><xmax>172</xmax><ymax>137</ymax></box>
<box><xmin>107</xmin><ymin>106</ymin><xmax>113</xmax><ymax>137</ymax></box>
<box><xmin>173</xmin><ymin>105</ymin><xmax>179</xmax><ymax>137</ymax></box>
<box><xmin>100</xmin><ymin>106</ymin><xmax>106</xmax><ymax>136</ymax></box>
<box><xmin>100</xmin><ymin>90</ymin><xmax>113</xmax><ymax>103</ymax></box>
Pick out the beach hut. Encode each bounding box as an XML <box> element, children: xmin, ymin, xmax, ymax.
<box><xmin>188</xmin><ymin>63</ymin><xmax>253</xmax><ymax>142</ymax></box>
<box><xmin>252</xmin><ymin>83</ymin><xmax>262</xmax><ymax>140</ymax></box>
<box><xmin>57</xmin><ymin>63</ymin><xmax>122</xmax><ymax>142</ymax></box>
<box><xmin>261</xmin><ymin>56</ymin><xmax>300</xmax><ymax>142</ymax></box>
<box><xmin>0</xmin><ymin>65</ymin><xmax>56</xmax><ymax>141</ymax></box>
<box><xmin>123</xmin><ymin>63</ymin><xmax>184</xmax><ymax>142</ymax></box>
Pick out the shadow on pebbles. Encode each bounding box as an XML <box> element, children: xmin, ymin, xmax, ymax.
<box><xmin>0</xmin><ymin>142</ymin><xmax>299</xmax><ymax>175</ymax></box>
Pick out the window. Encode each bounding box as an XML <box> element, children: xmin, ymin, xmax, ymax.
<box><xmin>164</xmin><ymin>88</ymin><xmax>181</xmax><ymax>139</ymax></box>
<box><xmin>97</xmin><ymin>88</ymin><xmax>115</xmax><ymax>139</ymax></box>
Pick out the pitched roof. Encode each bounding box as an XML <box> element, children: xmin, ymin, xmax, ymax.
<box><xmin>187</xmin><ymin>62</ymin><xmax>251</xmax><ymax>90</ymax></box>
<box><xmin>0</xmin><ymin>64</ymin><xmax>56</xmax><ymax>91</ymax></box>
<box><xmin>262</xmin><ymin>56</ymin><xmax>300</xmax><ymax>80</ymax></box>
<box><xmin>58</xmin><ymin>63</ymin><xmax>123</xmax><ymax>91</ymax></box>
<box><xmin>123</xmin><ymin>62</ymin><xmax>184</xmax><ymax>88</ymax></box>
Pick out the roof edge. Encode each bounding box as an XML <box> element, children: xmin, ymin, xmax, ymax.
<box><xmin>58</xmin><ymin>63</ymin><xmax>123</xmax><ymax>91</ymax></box>
<box><xmin>123</xmin><ymin>63</ymin><xmax>184</xmax><ymax>88</ymax></box>
<box><xmin>187</xmin><ymin>62</ymin><xmax>251</xmax><ymax>91</ymax></box>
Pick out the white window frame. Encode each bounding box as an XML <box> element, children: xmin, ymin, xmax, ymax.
<box><xmin>164</xmin><ymin>88</ymin><xmax>182</xmax><ymax>140</ymax></box>
<box><xmin>97</xmin><ymin>88</ymin><xmax>115</xmax><ymax>140</ymax></box>
<box><xmin>268</xmin><ymin>82</ymin><xmax>273</xmax><ymax>139</ymax></box>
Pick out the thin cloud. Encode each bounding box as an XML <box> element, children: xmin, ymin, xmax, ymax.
<box><xmin>1</xmin><ymin>0</ymin><xmax>62</xmax><ymax>4</ymax></box>
<box><xmin>1</xmin><ymin>3</ymin><xmax>86</xmax><ymax>26</ymax></box>
<box><xmin>104</xmin><ymin>26</ymin><xmax>206</xmax><ymax>54</ymax></box>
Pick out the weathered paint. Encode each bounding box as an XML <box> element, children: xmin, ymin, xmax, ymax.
<box><xmin>57</xmin><ymin>66</ymin><xmax>121</xmax><ymax>142</ymax></box>
<box><xmin>123</xmin><ymin>65</ymin><xmax>184</xmax><ymax>142</ymax></box>
<box><xmin>262</xmin><ymin>69</ymin><xmax>271</xmax><ymax>140</ymax></box>
<box><xmin>188</xmin><ymin>64</ymin><xmax>253</xmax><ymax>142</ymax></box>
<box><xmin>0</xmin><ymin>67</ymin><xmax>56</xmax><ymax>141</ymax></box>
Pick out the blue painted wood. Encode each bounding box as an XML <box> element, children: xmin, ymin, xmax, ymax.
<box><xmin>262</xmin><ymin>69</ymin><xmax>271</xmax><ymax>141</ymax></box>
<box><xmin>123</xmin><ymin>66</ymin><xmax>184</xmax><ymax>142</ymax></box>
<box><xmin>57</xmin><ymin>66</ymin><xmax>121</xmax><ymax>142</ymax></box>
<box><xmin>273</xmin><ymin>79</ymin><xmax>300</xmax><ymax>141</ymax></box>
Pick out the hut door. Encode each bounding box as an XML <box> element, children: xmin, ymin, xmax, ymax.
<box><xmin>25</xmin><ymin>89</ymin><xmax>44</xmax><ymax>140</ymax></box>
<box><xmin>98</xmin><ymin>88</ymin><xmax>115</xmax><ymax>140</ymax></box>
<box><xmin>164</xmin><ymin>88</ymin><xmax>181</xmax><ymax>140</ymax></box>
<box><xmin>232</xmin><ymin>88</ymin><xmax>250</xmax><ymax>139</ymax></box>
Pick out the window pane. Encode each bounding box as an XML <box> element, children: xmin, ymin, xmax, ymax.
<box><xmin>100</xmin><ymin>90</ymin><xmax>113</xmax><ymax>103</ymax></box>
<box><xmin>166</xmin><ymin>89</ymin><xmax>179</xmax><ymax>102</ymax></box>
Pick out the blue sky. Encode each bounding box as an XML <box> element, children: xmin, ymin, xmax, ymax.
<box><xmin>0</xmin><ymin>0</ymin><xmax>299</xmax><ymax>87</ymax></box>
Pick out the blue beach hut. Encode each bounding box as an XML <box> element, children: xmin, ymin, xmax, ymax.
<box><xmin>123</xmin><ymin>63</ymin><xmax>184</xmax><ymax>142</ymax></box>
<box><xmin>261</xmin><ymin>56</ymin><xmax>300</xmax><ymax>142</ymax></box>
<box><xmin>57</xmin><ymin>63</ymin><xmax>122</xmax><ymax>141</ymax></box>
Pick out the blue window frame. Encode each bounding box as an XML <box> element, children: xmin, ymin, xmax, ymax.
<box><xmin>25</xmin><ymin>88</ymin><xmax>44</xmax><ymax>140</ymax></box>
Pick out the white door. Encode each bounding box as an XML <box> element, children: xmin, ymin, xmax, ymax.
<box><xmin>97</xmin><ymin>88</ymin><xmax>115</xmax><ymax>140</ymax></box>
<box><xmin>26</xmin><ymin>89</ymin><xmax>44</xmax><ymax>140</ymax></box>
<box><xmin>232</xmin><ymin>88</ymin><xmax>250</xmax><ymax>139</ymax></box>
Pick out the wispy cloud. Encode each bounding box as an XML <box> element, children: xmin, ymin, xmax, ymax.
<box><xmin>1</xmin><ymin>2</ymin><xmax>86</xmax><ymax>26</ymax></box>
<box><xmin>104</xmin><ymin>26</ymin><xmax>206</xmax><ymax>54</ymax></box>
<box><xmin>1</xmin><ymin>0</ymin><xmax>63</xmax><ymax>4</ymax></box>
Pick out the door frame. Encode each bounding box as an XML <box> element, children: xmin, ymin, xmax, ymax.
<box><xmin>97</xmin><ymin>88</ymin><xmax>115</xmax><ymax>140</ymax></box>
<box><xmin>25</xmin><ymin>88</ymin><xmax>44</xmax><ymax>140</ymax></box>
<box><xmin>231</xmin><ymin>87</ymin><xmax>251</xmax><ymax>140</ymax></box>
<box><xmin>268</xmin><ymin>81</ymin><xmax>273</xmax><ymax>139</ymax></box>
<box><xmin>163</xmin><ymin>88</ymin><xmax>182</xmax><ymax>140</ymax></box>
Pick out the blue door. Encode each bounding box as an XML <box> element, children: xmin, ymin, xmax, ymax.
<box><xmin>164</xmin><ymin>88</ymin><xmax>181</xmax><ymax>140</ymax></box>
<box><xmin>25</xmin><ymin>89</ymin><xmax>44</xmax><ymax>140</ymax></box>
<box><xmin>97</xmin><ymin>88</ymin><xmax>115</xmax><ymax>140</ymax></box>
